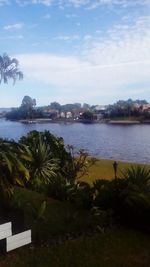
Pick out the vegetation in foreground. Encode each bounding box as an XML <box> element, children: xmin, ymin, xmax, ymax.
<box><xmin>1</xmin><ymin>228</ymin><xmax>150</xmax><ymax>267</ymax></box>
<box><xmin>0</xmin><ymin>130</ymin><xmax>150</xmax><ymax>267</ymax></box>
<box><xmin>0</xmin><ymin>186</ymin><xmax>150</xmax><ymax>267</ymax></box>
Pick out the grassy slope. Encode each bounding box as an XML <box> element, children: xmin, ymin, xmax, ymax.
<box><xmin>13</xmin><ymin>188</ymin><xmax>96</xmax><ymax>242</ymax></box>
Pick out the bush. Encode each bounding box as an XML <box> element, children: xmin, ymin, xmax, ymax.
<box><xmin>93</xmin><ymin>166</ymin><xmax>150</xmax><ymax>231</ymax></box>
<box><xmin>67</xmin><ymin>181</ymin><xmax>93</xmax><ymax>209</ymax></box>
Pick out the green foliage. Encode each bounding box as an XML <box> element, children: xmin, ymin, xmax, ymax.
<box><xmin>20</xmin><ymin>132</ymin><xmax>60</xmax><ymax>190</ymax></box>
<box><xmin>19</xmin><ymin>131</ymin><xmax>93</xmax><ymax>194</ymax></box>
<box><xmin>27</xmin><ymin>200</ymin><xmax>47</xmax><ymax>221</ymax></box>
<box><xmin>46</xmin><ymin>175</ymin><xmax>68</xmax><ymax>201</ymax></box>
<box><xmin>63</xmin><ymin>146</ymin><xmax>90</xmax><ymax>182</ymax></box>
<box><xmin>121</xmin><ymin>165</ymin><xmax>150</xmax><ymax>191</ymax></box>
<box><xmin>0</xmin><ymin>139</ymin><xmax>30</xmax><ymax>209</ymax></box>
<box><xmin>81</xmin><ymin>111</ymin><xmax>94</xmax><ymax>120</ymax></box>
<box><xmin>93</xmin><ymin>166</ymin><xmax>150</xmax><ymax>230</ymax></box>
<box><xmin>20</xmin><ymin>95</ymin><xmax>36</xmax><ymax>119</ymax></box>
<box><xmin>67</xmin><ymin>181</ymin><xmax>93</xmax><ymax>209</ymax></box>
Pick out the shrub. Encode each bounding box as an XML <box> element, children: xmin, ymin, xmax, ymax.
<box><xmin>93</xmin><ymin>166</ymin><xmax>150</xmax><ymax>230</ymax></box>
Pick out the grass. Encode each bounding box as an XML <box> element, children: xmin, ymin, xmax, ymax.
<box><xmin>12</xmin><ymin>187</ymin><xmax>96</xmax><ymax>242</ymax></box>
<box><xmin>80</xmin><ymin>158</ymin><xmax>150</xmax><ymax>183</ymax></box>
<box><xmin>0</xmin><ymin>229</ymin><xmax>150</xmax><ymax>267</ymax></box>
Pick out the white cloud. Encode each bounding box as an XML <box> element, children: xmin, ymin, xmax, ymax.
<box><xmin>66</xmin><ymin>0</ymin><xmax>89</xmax><ymax>7</ymax></box>
<box><xmin>3</xmin><ymin>23</ymin><xmax>24</xmax><ymax>30</ymax></box>
<box><xmin>86</xmin><ymin>0</ymin><xmax>150</xmax><ymax>10</ymax></box>
<box><xmin>83</xmin><ymin>34</ymin><xmax>92</xmax><ymax>40</ymax></box>
<box><xmin>16</xmin><ymin>0</ymin><xmax>53</xmax><ymax>5</ymax></box>
<box><xmin>14</xmin><ymin>0</ymin><xmax>150</xmax><ymax>8</ymax></box>
<box><xmin>15</xmin><ymin>14</ymin><xmax>150</xmax><ymax>103</ymax></box>
<box><xmin>84</xmin><ymin>16</ymin><xmax>150</xmax><ymax>65</ymax></box>
<box><xmin>37</xmin><ymin>0</ymin><xmax>53</xmax><ymax>5</ymax></box>
<box><xmin>52</xmin><ymin>34</ymin><xmax>80</xmax><ymax>41</ymax></box>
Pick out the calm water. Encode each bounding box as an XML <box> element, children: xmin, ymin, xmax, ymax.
<box><xmin>0</xmin><ymin>119</ymin><xmax>150</xmax><ymax>164</ymax></box>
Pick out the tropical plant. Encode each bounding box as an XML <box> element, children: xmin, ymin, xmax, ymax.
<box><xmin>20</xmin><ymin>134</ymin><xmax>59</xmax><ymax>190</ymax></box>
<box><xmin>93</xmin><ymin>166</ymin><xmax>150</xmax><ymax>230</ymax></box>
<box><xmin>121</xmin><ymin>165</ymin><xmax>150</xmax><ymax>191</ymax></box>
<box><xmin>0</xmin><ymin>139</ymin><xmax>30</xmax><ymax>210</ymax></box>
<box><xmin>64</xmin><ymin>145</ymin><xmax>96</xmax><ymax>183</ymax></box>
<box><xmin>0</xmin><ymin>53</ymin><xmax>23</xmax><ymax>84</ymax></box>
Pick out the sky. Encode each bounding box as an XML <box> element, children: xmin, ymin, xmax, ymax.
<box><xmin>0</xmin><ymin>0</ymin><xmax>150</xmax><ymax>107</ymax></box>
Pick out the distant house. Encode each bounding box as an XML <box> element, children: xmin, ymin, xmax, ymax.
<box><xmin>94</xmin><ymin>105</ymin><xmax>107</xmax><ymax>113</ymax></box>
<box><xmin>94</xmin><ymin>105</ymin><xmax>108</xmax><ymax>119</ymax></box>
<box><xmin>72</xmin><ymin>108</ymin><xmax>89</xmax><ymax>120</ymax></box>
<box><xmin>66</xmin><ymin>111</ymin><xmax>73</xmax><ymax>119</ymax></box>
<box><xmin>60</xmin><ymin>112</ymin><xmax>65</xmax><ymax>118</ymax></box>
<box><xmin>142</xmin><ymin>104</ymin><xmax>150</xmax><ymax>113</ymax></box>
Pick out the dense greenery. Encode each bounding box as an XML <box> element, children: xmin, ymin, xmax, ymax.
<box><xmin>0</xmin><ymin>134</ymin><xmax>150</xmax><ymax>266</ymax></box>
<box><xmin>6</xmin><ymin>96</ymin><xmax>42</xmax><ymax>120</ymax></box>
<box><xmin>0</xmin><ymin>130</ymin><xmax>150</xmax><ymax>234</ymax></box>
<box><xmin>106</xmin><ymin>98</ymin><xmax>149</xmax><ymax>119</ymax></box>
<box><xmin>0</xmin><ymin>130</ymin><xmax>94</xmax><ymax>206</ymax></box>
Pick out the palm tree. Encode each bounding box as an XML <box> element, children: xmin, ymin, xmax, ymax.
<box><xmin>0</xmin><ymin>53</ymin><xmax>23</xmax><ymax>84</ymax></box>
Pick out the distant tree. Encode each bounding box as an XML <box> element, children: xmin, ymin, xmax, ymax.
<box><xmin>21</xmin><ymin>95</ymin><xmax>36</xmax><ymax>108</ymax></box>
<box><xmin>74</xmin><ymin>103</ymin><xmax>81</xmax><ymax>108</ymax></box>
<box><xmin>83</xmin><ymin>103</ymin><xmax>90</xmax><ymax>109</ymax></box>
<box><xmin>20</xmin><ymin>95</ymin><xmax>36</xmax><ymax>119</ymax></box>
<box><xmin>49</xmin><ymin>102</ymin><xmax>61</xmax><ymax>110</ymax></box>
<box><xmin>0</xmin><ymin>53</ymin><xmax>23</xmax><ymax>84</ymax></box>
<box><xmin>81</xmin><ymin>111</ymin><xmax>94</xmax><ymax>120</ymax></box>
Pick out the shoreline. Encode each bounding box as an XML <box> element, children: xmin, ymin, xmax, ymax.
<box><xmin>14</xmin><ymin>118</ymin><xmax>150</xmax><ymax>124</ymax></box>
<box><xmin>93</xmin><ymin>156</ymin><xmax>150</xmax><ymax>166</ymax></box>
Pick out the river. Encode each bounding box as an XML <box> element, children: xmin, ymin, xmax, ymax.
<box><xmin>0</xmin><ymin>119</ymin><xmax>149</xmax><ymax>164</ymax></box>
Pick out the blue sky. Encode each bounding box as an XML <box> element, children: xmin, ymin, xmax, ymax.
<box><xmin>0</xmin><ymin>0</ymin><xmax>150</xmax><ymax>107</ymax></box>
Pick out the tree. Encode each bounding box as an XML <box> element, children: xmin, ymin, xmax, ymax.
<box><xmin>81</xmin><ymin>111</ymin><xmax>94</xmax><ymax>120</ymax></box>
<box><xmin>21</xmin><ymin>95</ymin><xmax>36</xmax><ymax>119</ymax></box>
<box><xmin>0</xmin><ymin>53</ymin><xmax>23</xmax><ymax>84</ymax></box>
<box><xmin>49</xmin><ymin>102</ymin><xmax>61</xmax><ymax>110</ymax></box>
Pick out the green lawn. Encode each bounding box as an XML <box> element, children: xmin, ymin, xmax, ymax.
<box><xmin>80</xmin><ymin>158</ymin><xmax>150</xmax><ymax>183</ymax></box>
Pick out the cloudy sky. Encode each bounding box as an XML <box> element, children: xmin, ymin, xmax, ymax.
<box><xmin>0</xmin><ymin>0</ymin><xmax>150</xmax><ymax>107</ymax></box>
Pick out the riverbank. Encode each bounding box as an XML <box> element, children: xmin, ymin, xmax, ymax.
<box><xmin>108</xmin><ymin>120</ymin><xmax>140</xmax><ymax>124</ymax></box>
<box><xmin>18</xmin><ymin>118</ymin><xmax>150</xmax><ymax>125</ymax></box>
